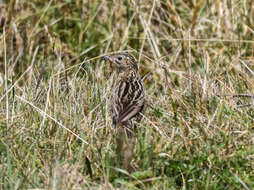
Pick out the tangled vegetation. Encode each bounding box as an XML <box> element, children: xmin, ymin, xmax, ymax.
<box><xmin>0</xmin><ymin>0</ymin><xmax>254</xmax><ymax>189</ymax></box>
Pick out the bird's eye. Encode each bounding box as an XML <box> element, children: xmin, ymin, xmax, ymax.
<box><xmin>117</xmin><ymin>56</ymin><xmax>122</xmax><ymax>61</ymax></box>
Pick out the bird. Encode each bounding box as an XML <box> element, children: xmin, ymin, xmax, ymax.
<box><xmin>103</xmin><ymin>52</ymin><xmax>146</xmax><ymax>135</ymax></box>
<box><xmin>103</xmin><ymin>52</ymin><xmax>146</xmax><ymax>172</ymax></box>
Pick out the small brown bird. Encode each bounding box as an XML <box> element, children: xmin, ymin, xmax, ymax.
<box><xmin>103</xmin><ymin>52</ymin><xmax>145</xmax><ymax>172</ymax></box>
<box><xmin>103</xmin><ymin>52</ymin><xmax>146</xmax><ymax>135</ymax></box>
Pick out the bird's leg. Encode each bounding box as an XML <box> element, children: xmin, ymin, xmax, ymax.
<box><xmin>122</xmin><ymin>134</ymin><xmax>135</xmax><ymax>173</ymax></box>
<box><xmin>115</xmin><ymin>122</ymin><xmax>136</xmax><ymax>173</ymax></box>
<box><xmin>116</xmin><ymin>126</ymin><xmax>125</xmax><ymax>167</ymax></box>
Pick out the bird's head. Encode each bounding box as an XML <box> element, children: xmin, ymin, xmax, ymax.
<box><xmin>103</xmin><ymin>52</ymin><xmax>138</xmax><ymax>74</ymax></box>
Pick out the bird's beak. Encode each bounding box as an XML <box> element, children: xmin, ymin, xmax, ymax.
<box><xmin>102</xmin><ymin>55</ymin><xmax>113</xmax><ymax>63</ymax></box>
<box><xmin>102</xmin><ymin>55</ymin><xmax>115</xmax><ymax>69</ymax></box>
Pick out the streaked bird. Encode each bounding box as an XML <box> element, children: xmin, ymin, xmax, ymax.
<box><xmin>103</xmin><ymin>52</ymin><xmax>146</xmax><ymax>172</ymax></box>
<box><xmin>103</xmin><ymin>52</ymin><xmax>146</xmax><ymax>135</ymax></box>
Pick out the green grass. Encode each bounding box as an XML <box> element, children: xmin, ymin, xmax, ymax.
<box><xmin>1</xmin><ymin>0</ymin><xmax>254</xmax><ymax>189</ymax></box>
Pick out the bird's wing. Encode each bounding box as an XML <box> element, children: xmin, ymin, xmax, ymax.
<box><xmin>118</xmin><ymin>99</ymin><xmax>145</xmax><ymax>123</ymax></box>
<box><xmin>118</xmin><ymin>81</ymin><xmax>145</xmax><ymax>123</ymax></box>
<box><xmin>112</xmin><ymin>79</ymin><xmax>145</xmax><ymax>124</ymax></box>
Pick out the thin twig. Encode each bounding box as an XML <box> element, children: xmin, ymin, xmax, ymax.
<box><xmin>16</xmin><ymin>95</ymin><xmax>89</xmax><ymax>145</ymax></box>
<box><xmin>35</xmin><ymin>61</ymin><xmax>45</xmax><ymax>94</ymax></box>
<box><xmin>4</xmin><ymin>26</ymin><xmax>8</xmax><ymax>128</ymax></box>
<box><xmin>236</xmin><ymin>103</ymin><xmax>254</xmax><ymax>108</ymax></box>
<box><xmin>239</xmin><ymin>59</ymin><xmax>254</xmax><ymax>77</ymax></box>
<box><xmin>217</xmin><ymin>94</ymin><xmax>254</xmax><ymax>99</ymax></box>
<box><xmin>127</xmin><ymin>37</ymin><xmax>254</xmax><ymax>44</ymax></box>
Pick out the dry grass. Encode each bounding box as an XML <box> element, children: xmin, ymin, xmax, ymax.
<box><xmin>0</xmin><ymin>0</ymin><xmax>254</xmax><ymax>189</ymax></box>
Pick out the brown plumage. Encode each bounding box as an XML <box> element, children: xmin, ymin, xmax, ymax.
<box><xmin>103</xmin><ymin>52</ymin><xmax>146</xmax><ymax>172</ymax></box>
<box><xmin>103</xmin><ymin>52</ymin><xmax>146</xmax><ymax>135</ymax></box>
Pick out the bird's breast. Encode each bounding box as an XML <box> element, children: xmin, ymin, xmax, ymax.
<box><xmin>113</xmin><ymin>79</ymin><xmax>144</xmax><ymax>104</ymax></box>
